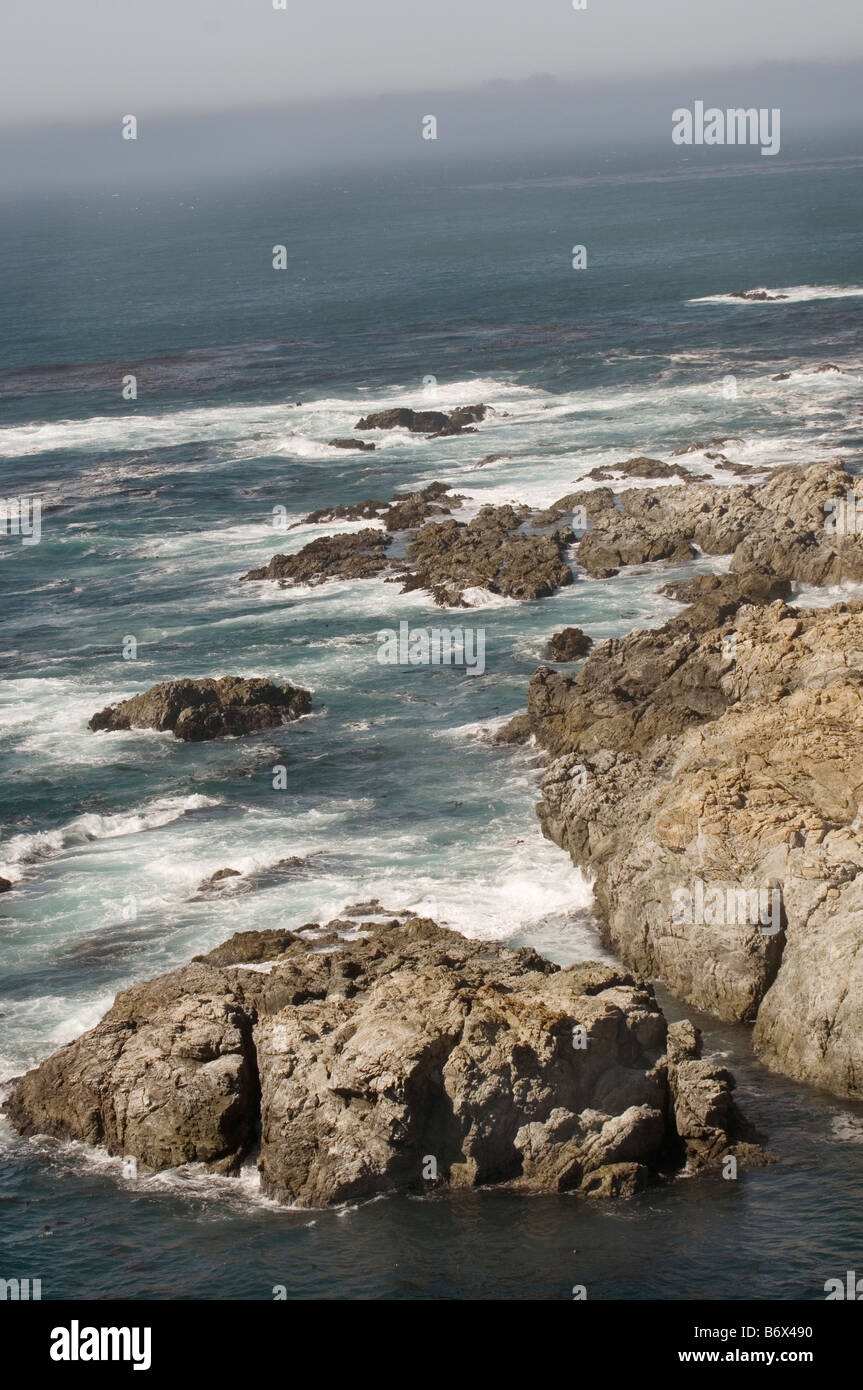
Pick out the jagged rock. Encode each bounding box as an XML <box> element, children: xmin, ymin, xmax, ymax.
<box><xmin>666</xmin><ymin>1022</ymin><xmax>770</xmax><ymax>1169</ymax></box>
<box><xmin>659</xmin><ymin>568</ymin><xmax>791</xmax><ymax>608</ymax></box>
<box><xmin>579</xmin><ymin>1162</ymin><xmax>648</xmax><ymax>1198</ymax></box>
<box><xmin>586</xmin><ymin>457</ymin><xmax>695</xmax><ymax>482</ymax></box>
<box><xmin>574</xmin><ymin>462</ymin><xmax>863</xmax><ymax>584</ymax></box>
<box><xmin>88</xmin><ymin>677</ymin><xmax>311</xmax><ymax>742</ymax></box>
<box><xmin>406</xmin><ymin>504</ymin><xmax>573</xmax><ymax>603</ymax></box>
<box><xmin>328</xmin><ymin>438</ymin><xmax>376</xmax><ymax>452</ymax></box>
<box><xmin>297</xmin><ymin>482</ymin><xmax>456</xmax><ymax>531</ymax></box>
<box><xmin>3</xmin><ymin>917</ymin><xmax>765</xmax><ymax>1206</ymax></box>
<box><xmin>547</xmin><ymin>627</ymin><xmax>594</xmax><ymax>661</ymax></box>
<box><xmin>243</xmin><ymin>528</ymin><xmax>392</xmax><ymax>584</ymax></box>
<box><xmin>355</xmin><ymin>405</ymin><xmax>487</xmax><ymax>435</ymax></box>
<box><xmin>728</xmin><ymin>289</ymin><xmax>788</xmax><ymax>301</ymax></box>
<box><xmin>508</xmin><ymin>586</ymin><xmax>863</xmax><ymax>1098</ymax></box>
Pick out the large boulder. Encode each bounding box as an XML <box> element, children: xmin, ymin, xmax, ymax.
<box><xmin>89</xmin><ymin>676</ymin><xmax>311</xmax><ymax>741</ymax></box>
<box><xmin>3</xmin><ymin>917</ymin><xmax>765</xmax><ymax>1206</ymax></box>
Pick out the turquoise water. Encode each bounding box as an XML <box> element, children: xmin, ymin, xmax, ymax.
<box><xmin>1</xmin><ymin>150</ymin><xmax>863</xmax><ymax>1299</ymax></box>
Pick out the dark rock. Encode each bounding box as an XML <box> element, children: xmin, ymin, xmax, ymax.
<box><xmin>547</xmin><ymin>627</ymin><xmax>594</xmax><ymax>661</ymax></box>
<box><xmin>586</xmin><ymin>457</ymin><xmax>695</xmax><ymax>482</ymax></box>
<box><xmin>297</xmin><ymin>482</ymin><xmax>459</xmax><ymax>535</ymax></box>
<box><xmin>727</xmin><ymin>289</ymin><xmax>788</xmax><ymax>301</ymax></box>
<box><xmin>355</xmin><ymin>405</ymin><xmax>488</xmax><ymax>435</ymax></box>
<box><xmin>243</xmin><ymin>528</ymin><xmax>391</xmax><ymax>584</ymax></box>
<box><xmin>0</xmin><ymin>877</ymin><xmax>12</xmax><ymax>893</ymax></box>
<box><xmin>328</xmin><ymin>438</ymin><xmax>376</xmax><ymax>452</ymax></box>
<box><xmin>406</xmin><ymin>504</ymin><xmax>573</xmax><ymax>603</ymax></box>
<box><xmin>89</xmin><ymin>677</ymin><xmax>311</xmax><ymax>742</ymax></box>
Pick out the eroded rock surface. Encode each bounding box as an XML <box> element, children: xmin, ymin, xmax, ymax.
<box><xmin>505</xmin><ymin>580</ymin><xmax>863</xmax><ymax>1097</ymax></box>
<box><xmin>3</xmin><ymin>917</ymin><xmax>765</xmax><ymax>1205</ymax></box>
<box><xmin>245</xmin><ymin>497</ymin><xmax>575</xmax><ymax>604</ymax></box>
<box><xmin>405</xmin><ymin>505</ymin><xmax>574</xmax><ymax>604</ymax></box>
<box><xmin>572</xmin><ymin>461</ymin><xmax>863</xmax><ymax>582</ymax></box>
<box><xmin>89</xmin><ymin>677</ymin><xmax>311</xmax><ymax>741</ymax></box>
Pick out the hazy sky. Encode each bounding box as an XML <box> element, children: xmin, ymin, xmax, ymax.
<box><xmin>3</xmin><ymin>0</ymin><xmax>863</xmax><ymax>125</ymax></box>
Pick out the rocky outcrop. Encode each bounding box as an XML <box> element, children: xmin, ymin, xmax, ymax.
<box><xmin>505</xmin><ymin>583</ymin><xmax>863</xmax><ymax>1098</ymax></box>
<box><xmin>298</xmin><ymin>482</ymin><xmax>457</xmax><ymax>532</ymax></box>
<box><xmin>728</xmin><ymin>289</ymin><xmax>788</xmax><ymax>301</ymax></box>
<box><xmin>0</xmin><ymin>877</ymin><xmax>12</xmax><ymax>893</ymax></box>
<box><xmin>243</xmin><ymin>529</ymin><xmax>392</xmax><ymax>584</ymax></box>
<box><xmin>547</xmin><ymin>627</ymin><xmax>594</xmax><ymax>661</ymax></box>
<box><xmin>405</xmin><ymin>504</ymin><xmax>574</xmax><ymax>603</ymax></box>
<box><xmin>3</xmin><ymin>917</ymin><xmax>766</xmax><ymax>1206</ymax></box>
<box><xmin>89</xmin><ymin>677</ymin><xmax>311</xmax><ymax>741</ymax></box>
<box><xmin>247</xmin><ymin>498</ymin><xmax>575</xmax><ymax>605</ymax></box>
<box><xmin>573</xmin><ymin>461</ymin><xmax>863</xmax><ymax>581</ymax></box>
<box><xmin>328</xmin><ymin>438</ymin><xmax>376</xmax><ymax>452</ymax></box>
<box><xmin>586</xmin><ymin>457</ymin><xmax>695</xmax><ymax>482</ymax></box>
<box><xmin>355</xmin><ymin>405</ymin><xmax>488</xmax><ymax>437</ymax></box>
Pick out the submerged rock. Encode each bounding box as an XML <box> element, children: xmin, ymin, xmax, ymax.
<box><xmin>328</xmin><ymin>438</ymin><xmax>376</xmax><ymax>452</ymax></box>
<box><xmin>89</xmin><ymin>677</ymin><xmax>311</xmax><ymax>741</ymax></box>
<box><xmin>3</xmin><ymin>917</ymin><xmax>766</xmax><ymax>1206</ymax></box>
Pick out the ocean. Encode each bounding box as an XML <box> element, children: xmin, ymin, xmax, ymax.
<box><xmin>1</xmin><ymin>147</ymin><xmax>862</xmax><ymax>1299</ymax></box>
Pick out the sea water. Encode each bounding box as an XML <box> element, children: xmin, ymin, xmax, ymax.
<box><xmin>1</xmin><ymin>148</ymin><xmax>862</xmax><ymax>1299</ymax></box>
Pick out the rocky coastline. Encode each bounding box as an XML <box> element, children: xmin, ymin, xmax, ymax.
<box><xmin>3</xmin><ymin>914</ymin><xmax>768</xmax><ymax>1206</ymax></box>
<box><xmin>500</xmin><ymin>460</ymin><xmax>863</xmax><ymax>1100</ymax></box>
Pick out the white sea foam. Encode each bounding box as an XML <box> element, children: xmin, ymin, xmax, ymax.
<box><xmin>691</xmin><ymin>284</ymin><xmax>863</xmax><ymax>305</ymax></box>
<box><xmin>0</xmin><ymin>794</ymin><xmax>223</xmax><ymax>880</ymax></box>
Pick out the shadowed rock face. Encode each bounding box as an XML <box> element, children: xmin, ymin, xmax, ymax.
<box><xmin>505</xmin><ymin>578</ymin><xmax>863</xmax><ymax>1098</ymax></box>
<box><xmin>88</xmin><ymin>677</ymin><xmax>311</xmax><ymax>741</ymax></box>
<box><xmin>2</xmin><ymin>917</ymin><xmax>766</xmax><ymax>1207</ymax></box>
